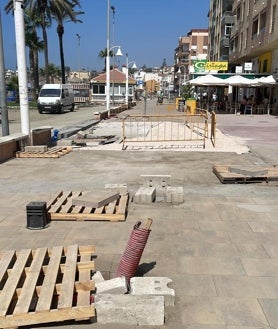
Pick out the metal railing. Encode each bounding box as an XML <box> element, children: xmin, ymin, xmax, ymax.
<box><xmin>122</xmin><ymin>114</ymin><xmax>208</xmax><ymax>150</ymax></box>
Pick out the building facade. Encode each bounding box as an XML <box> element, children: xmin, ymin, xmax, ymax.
<box><xmin>208</xmin><ymin>0</ymin><xmax>235</xmax><ymax>62</ymax></box>
<box><xmin>229</xmin><ymin>0</ymin><xmax>278</xmax><ymax>76</ymax></box>
<box><xmin>174</xmin><ymin>29</ymin><xmax>208</xmax><ymax>92</ymax></box>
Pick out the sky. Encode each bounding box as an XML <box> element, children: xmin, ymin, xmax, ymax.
<box><xmin>0</xmin><ymin>0</ymin><xmax>210</xmax><ymax>72</ymax></box>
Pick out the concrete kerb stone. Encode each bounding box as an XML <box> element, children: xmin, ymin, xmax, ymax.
<box><xmin>94</xmin><ymin>294</ymin><xmax>165</xmax><ymax>325</ymax></box>
<box><xmin>92</xmin><ymin>271</ymin><xmax>105</xmax><ymax>284</ymax></box>
<box><xmin>130</xmin><ymin>277</ymin><xmax>175</xmax><ymax>307</ymax></box>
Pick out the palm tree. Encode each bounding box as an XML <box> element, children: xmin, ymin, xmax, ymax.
<box><xmin>50</xmin><ymin>1</ymin><xmax>83</xmax><ymax>83</ymax></box>
<box><xmin>5</xmin><ymin>0</ymin><xmax>82</xmax><ymax>84</ymax></box>
<box><xmin>98</xmin><ymin>48</ymin><xmax>114</xmax><ymax>72</ymax></box>
<box><xmin>25</xmin><ymin>9</ymin><xmax>44</xmax><ymax>100</ymax></box>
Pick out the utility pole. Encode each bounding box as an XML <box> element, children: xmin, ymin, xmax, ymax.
<box><xmin>0</xmin><ymin>10</ymin><xmax>9</xmax><ymax>136</ymax></box>
<box><xmin>14</xmin><ymin>0</ymin><xmax>30</xmax><ymax>135</ymax></box>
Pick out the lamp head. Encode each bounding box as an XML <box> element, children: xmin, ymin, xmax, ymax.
<box><xmin>115</xmin><ymin>47</ymin><xmax>123</xmax><ymax>56</ymax></box>
<box><xmin>131</xmin><ymin>63</ymin><xmax>137</xmax><ymax>69</ymax></box>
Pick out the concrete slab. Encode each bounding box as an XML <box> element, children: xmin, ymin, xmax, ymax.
<box><xmin>71</xmin><ymin>190</ymin><xmax>119</xmax><ymax>208</ymax></box>
<box><xmin>95</xmin><ymin>294</ymin><xmax>164</xmax><ymax>325</ymax></box>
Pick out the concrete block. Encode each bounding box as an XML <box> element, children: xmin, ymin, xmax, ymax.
<box><xmin>141</xmin><ymin>174</ymin><xmax>171</xmax><ymax>198</ymax></box>
<box><xmin>92</xmin><ymin>271</ymin><xmax>105</xmax><ymax>284</ymax></box>
<box><xmin>130</xmin><ymin>277</ymin><xmax>175</xmax><ymax>307</ymax></box>
<box><xmin>24</xmin><ymin>145</ymin><xmax>48</xmax><ymax>152</ymax></box>
<box><xmin>96</xmin><ymin>276</ymin><xmax>128</xmax><ymax>294</ymax></box>
<box><xmin>105</xmin><ymin>183</ymin><xmax>128</xmax><ymax>195</ymax></box>
<box><xmin>95</xmin><ymin>294</ymin><xmax>164</xmax><ymax>325</ymax></box>
<box><xmin>166</xmin><ymin>186</ymin><xmax>184</xmax><ymax>203</ymax></box>
<box><xmin>134</xmin><ymin>186</ymin><xmax>156</xmax><ymax>204</ymax></box>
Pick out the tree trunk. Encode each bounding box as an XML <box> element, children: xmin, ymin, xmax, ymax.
<box><xmin>29</xmin><ymin>47</ymin><xmax>36</xmax><ymax>101</ymax></box>
<box><xmin>57</xmin><ymin>24</ymin><xmax>65</xmax><ymax>84</ymax></box>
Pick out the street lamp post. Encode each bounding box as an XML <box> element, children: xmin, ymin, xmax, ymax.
<box><xmin>177</xmin><ymin>65</ymin><xmax>186</xmax><ymax>97</ymax></box>
<box><xmin>106</xmin><ymin>0</ymin><xmax>122</xmax><ymax>116</ymax></box>
<box><xmin>125</xmin><ymin>53</ymin><xmax>137</xmax><ymax>106</ymax></box>
<box><xmin>76</xmin><ymin>33</ymin><xmax>81</xmax><ymax>80</ymax></box>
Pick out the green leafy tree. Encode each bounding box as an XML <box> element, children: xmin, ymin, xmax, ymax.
<box><xmin>5</xmin><ymin>0</ymin><xmax>82</xmax><ymax>84</ymax></box>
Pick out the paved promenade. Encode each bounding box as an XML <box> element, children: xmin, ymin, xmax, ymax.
<box><xmin>0</xmin><ymin>102</ymin><xmax>278</xmax><ymax>328</ymax></box>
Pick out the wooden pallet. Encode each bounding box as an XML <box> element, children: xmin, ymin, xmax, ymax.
<box><xmin>0</xmin><ymin>244</ymin><xmax>96</xmax><ymax>328</ymax></box>
<box><xmin>16</xmin><ymin>146</ymin><xmax>72</xmax><ymax>158</ymax></box>
<box><xmin>47</xmin><ymin>190</ymin><xmax>129</xmax><ymax>222</ymax></box>
<box><xmin>213</xmin><ymin>165</ymin><xmax>278</xmax><ymax>184</ymax></box>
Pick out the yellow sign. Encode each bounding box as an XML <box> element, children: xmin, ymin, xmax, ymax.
<box><xmin>205</xmin><ymin>62</ymin><xmax>228</xmax><ymax>71</ymax></box>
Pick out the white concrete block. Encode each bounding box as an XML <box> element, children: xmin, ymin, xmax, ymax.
<box><xmin>130</xmin><ymin>277</ymin><xmax>175</xmax><ymax>306</ymax></box>
<box><xmin>95</xmin><ymin>294</ymin><xmax>164</xmax><ymax>325</ymax></box>
<box><xmin>96</xmin><ymin>276</ymin><xmax>128</xmax><ymax>294</ymax></box>
<box><xmin>166</xmin><ymin>186</ymin><xmax>184</xmax><ymax>203</ymax></box>
<box><xmin>134</xmin><ymin>186</ymin><xmax>156</xmax><ymax>204</ymax></box>
<box><xmin>92</xmin><ymin>271</ymin><xmax>105</xmax><ymax>284</ymax></box>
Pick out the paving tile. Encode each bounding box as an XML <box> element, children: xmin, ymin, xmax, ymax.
<box><xmin>179</xmin><ymin>256</ymin><xmax>246</xmax><ymax>275</ymax></box>
<box><xmin>228</xmin><ymin>230</ymin><xmax>258</xmax><ymax>244</ymax></box>
<box><xmin>241</xmin><ymin>259</ymin><xmax>278</xmax><ymax>276</ymax></box>
<box><xmin>248</xmin><ymin>221</ymin><xmax>278</xmax><ymax>232</ymax></box>
<box><xmin>213</xmin><ymin>275</ymin><xmax>278</xmax><ymax>298</ymax></box>
<box><xmin>178</xmin><ymin>229</ymin><xmax>231</xmax><ymax>244</ymax></box>
<box><xmin>261</xmin><ymin>241</ymin><xmax>278</xmax><ymax>258</ymax></box>
<box><xmin>235</xmin><ymin>243</ymin><xmax>270</xmax><ymax>258</ymax></box>
<box><xmin>179</xmin><ymin>296</ymin><xmax>268</xmax><ymax>326</ymax></box>
<box><xmin>199</xmin><ymin>220</ymin><xmax>252</xmax><ymax>232</ymax></box>
<box><xmin>171</xmin><ymin>274</ymin><xmax>217</xmax><ymax>297</ymax></box>
<box><xmin>204</xmin><ymin>242</ymin><xmax>242</xmax><ymax>257</ymax></box>
<box><xmin>259</xmin><ymin>299</ymin><xmax>278</xmax><ymax>328</ymax></box>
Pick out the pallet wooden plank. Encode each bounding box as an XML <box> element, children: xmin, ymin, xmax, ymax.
<box><xmin>105</xmin><ymin>199</ymin><xmax>117</xmax><ymax>214</ymax></box>
<box><xmin>2</xmin><ymin>305</ymin><xmax>95</xmax><ymax>328</ymax></box>
<box><xmin>58</xmin><ymin>245</ymin><xmax>78</xmax><ymax>309</ymax></box>
<box><xmin>49</xmin><ymin>212</ymin><xmax>125</xmax><ymax>221</ymax></box>
<box><xmin>0</xmin><ymin>249</ymin><xmax>31</xmax><ymax>316</ymax></box>
<box><xmin>61</xmin><ymin>191</ymin><xmax>82</xmax><ymax>213</ymax></box>
<box><xmin>48</xmin><ymin>191</ymin><xmax>73</xmax><ymax>214</ymax></box>
<box><xmin>76</xmin><ymin>252</ymin><xmax>92</xmax><ymax>310</ymax></box>
<box><xmin>36</xmin><ymin>245</ymin><xmax>64</xmax><ymax>312</ymax></box>
<box><xmin>13</xmin><ymin>247</ymin><xmax>47</xmax><ymax>315</ymax></box>
<box><xmin>116</xmin><ymin>194</ymin><xmax>129</xmax><ymax>215</ymax></box>
<box><xmin>0</xmin><ymin>250</ymin><xmax>15</xmax><ymax>284</ymax></box>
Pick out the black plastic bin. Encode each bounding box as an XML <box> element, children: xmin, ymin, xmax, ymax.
<box><xmin>26</xmin><ymin>201</ymin><xmax>48</xmax><ymax>229</ymax></box>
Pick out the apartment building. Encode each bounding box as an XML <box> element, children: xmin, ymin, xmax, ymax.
<box><xmin>174</xmin><ymin>29</ymin><xmax>208</xmax><ymax>92</ymax></box>
<box><xmin>229</xmin><ymin>0</ymin><xmax>278</xmax><ymax>76</ymax></box>
<box><xmin>208</xmin><ymin>0</ymin><xmax>235</xmax><ymax>62</ymax></box>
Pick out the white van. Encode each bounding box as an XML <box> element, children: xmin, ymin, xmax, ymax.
<box><xmin>37</xmin><ymin>84</ymin><xmax>74</xmax><ymax>114</ymax></box>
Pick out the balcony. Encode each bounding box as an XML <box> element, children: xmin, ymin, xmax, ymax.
<box><xmin>220</xmin><ymin>37</ymin><xmax>230</xmax><ymax>48</ymax></box>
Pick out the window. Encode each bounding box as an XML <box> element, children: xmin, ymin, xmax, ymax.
<box><xmin>225</xmin><ymin>24</ymin><xmax>233</xmax><ymax>36</ymax></box>
<box><xmin>252</xmin><ymin>18</ymin><xmax>259</xmax><ymax>39</ymax></box>
<box><xmin>271</xmin><ymin>5</ymin><xmax>276</xmax><ymax>33</ymax></box>
<box><xmin>260</xmin><ymin>11</ymin><xmax>266</xmax><ymax>33</ymax></box>
<box><xmin>263</xmin><ymin>59</ymin><xmax>268</xmax><ymax>72</ymax></box>
<box><xmin>92</xmin><ymin>85</ymin><xmax>105</xmax><ymax>94</ymax></box>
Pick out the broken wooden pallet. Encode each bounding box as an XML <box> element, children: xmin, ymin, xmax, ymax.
<box><xmin>0</xmin><ymin>244</ymin><xmax>96</xmax><ymax>328</ymax></box>
<box><xmin>213</xmin><ymin>165</ymin><xmax>278</xmax><ymax>184</ymax></box>
<box><xmin>47</xmin><ymin>190</ymin><xmax>129</xmax><ymax>222</ymax></box>
<box><xmin>16</xmin><ymin>146</ymin><xmax>72</xmax><ymax>158</ymax></box>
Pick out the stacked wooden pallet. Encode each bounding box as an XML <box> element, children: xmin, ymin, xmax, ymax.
<box><xmin>213</xmin><ymin>165</ymin><xmax>278</xmax><ymax>183</ymax></box>
<box><xmin>16</xmin><ymin>146</ymin><xmax>72</xmax><ymax>158</ymax></box>
<box><xmin>47</xmin><ymin>190</ymin><xmax>129</xmax><ymax>222</ymax></box>
<box><xmin>0</xmin><ymin>244</ymin><xmax>96</xmax><ymax>328</ymax></box>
